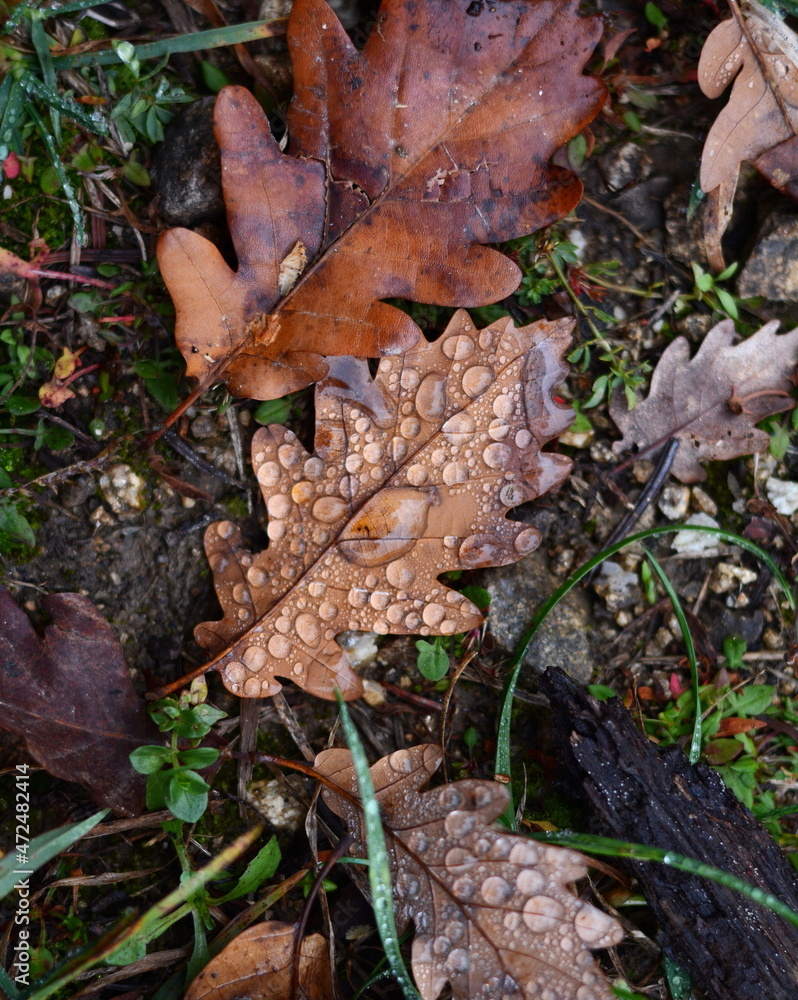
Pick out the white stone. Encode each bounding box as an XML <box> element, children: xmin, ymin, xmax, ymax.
<box><xmin>594</xmin><ymin>560</ymin><xmax>640</xmax><ymax>612</ymax></box>
<box><xmin>246</xmin><ymin>778</ymin><xmax>304</xmax><ymax>831</ymax></box>
<box><xmin>99</xmin><ymin>463</ymin><xmax>146</xmax><ymax>513</ymax></box>
<box><xmin>657</xmin><ymin>483</ymin><xmax>691</xmax><ymax>520</ymax></box>
<box><xmin>671</xmin><ymin>513</ymin><xmax>720</xmax><ymax>555</ymax></box>
<box><xmin>766</xmin><ymin>477</ymin><xmax>798</xmax><ymax>516</ymax></box>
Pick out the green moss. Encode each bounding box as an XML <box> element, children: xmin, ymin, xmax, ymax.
<box><xmin>223</xmin><ymin>495</ymin><xmax>248</xmax><ymax>520</ymax></box>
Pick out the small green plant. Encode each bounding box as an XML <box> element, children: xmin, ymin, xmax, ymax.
<box><xmin>130</xmin><ymin>678</ymin><xmax>226</xmax><ymax>823</ymax></box>
<box><xmin>676</xmin><ymin>262</ymin><xmax>741</xmax><ymax>320</ymax></box>
<box><xmin>415</xmin><ymin>636</ymin><xmax>449</xmax><ymax>682</ymax></box>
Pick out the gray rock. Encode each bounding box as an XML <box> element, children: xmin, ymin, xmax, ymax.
<box><xmin>738</xmin><ymin>211</ymin><xmax>798</xmax><ymax>301</ymax></box>
<box><xmin>153</xmin><ymin>97</ymin><xmax>222</xmax><ymax>227</ymax></box>
<box><xmin>593</xmin><ymin>560</ymin><xmax>641</xmax><ymax>612</ymax></box>
<box><xmin>482</xmin><ymin>551</ymin><xmax>594</xmax><ymax>684</ymax></box>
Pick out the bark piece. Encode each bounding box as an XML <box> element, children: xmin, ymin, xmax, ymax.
<box><xmin>540</xmin><ymin>666</ymin><xmax>798</xmax><ymax>1000</ymax></box>
<box><xmin>609</xmin><ymin>319</ymin><xmax>798</xmax><ymax>483</ymax></box>
<box><xmin>157</xmin><ymin>0</ymin><xmax>606</xmax><ymax>399</ymax></box>
<box><xmin>316</xmin><ymin>743</ymin><xmax>623</xmax><ymax>1000</ymax></box>
<box><xmin>197</xmin><ymin>311</ymin><xmax>574</xmax><ymax>702</ymax></box>
<box><xmin>0</xmin><ymin>589</ymin><xmax>158</xmax><ymax>816</ymax></box>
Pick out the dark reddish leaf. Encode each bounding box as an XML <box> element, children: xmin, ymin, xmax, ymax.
<box><xmin>610</xmin><ymin>320</ymin><xmax>798</xmax><ymax>483</ymax></box>
<box><xmin>157</xmin><ymin>0</ymin><xmax>605</xmax><ymax>400</ymax></box>
<box><xmin>0</xmin><ymin>588</ymin><xmax>159</xmax><ymax>816</ymax></box>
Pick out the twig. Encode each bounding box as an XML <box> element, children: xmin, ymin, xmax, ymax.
<box><xmin>162</xmin><ymin>428</ymin><xmax>244</xmax><ymax>488</ymax></box>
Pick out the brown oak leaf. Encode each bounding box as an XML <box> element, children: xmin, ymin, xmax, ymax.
<box><xmin>196</xmin><ymin>310</ymin><xmax>574</xmax><ymax>701</ymax></box>
<box><xmin>698</xmin><ymin>1</ymin><xmax>798</xmax><ymax>270</ymax></box>
<box><xmin>610</xmin><ymin>319</ymin><xmax>798</xmax><ymax>483</ymax></box>
<box><xmin>0</xmin><ymin>588</ymin><xmax>159</xmax><ymax>816</ymax></box>
<box><xmin>157</xmin><ymin>0</ymin><xmax>605</xmax><ymax>400</ymax></box>
<box><xmin>184</xmin><ymin>921</ymin><xmax>332</xmax><ymax>1000</ymax></box>
<box><xmin>316</xmin><ymin>744</ymin><xmax>623</xmax><ymax>1000</ymax></box>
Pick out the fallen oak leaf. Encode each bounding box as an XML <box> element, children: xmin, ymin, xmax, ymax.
<box><xmin>316</xmin><ymin>744</ymin><xmax>623</xmax><ymax>1000</ymax></box>
<box><xmin>194</xmin><ymin>310</ymin><xmax>574</xmax><ymax>702</ymax></box>
<box><xmin>610</xmin><ymin>319</ymin><xmax>798</xmax><ymax>483</ymax></box>
<box><xmin>184</xmin><ymin>921</ymin><xmax>332</xmax><ymax>1000</ymax></box>
<box><xmin>157</xmin><ymin>0</ymin><xmax>605</xmax><ymax>400</ymax></box>
<box><xmin>0</xmin><ymin>588</ymin><xmax>159</xmax><ymax>815</ymax></box>
<box><xmin>698</xmin><ymin>0</ymin><xmax>798</xmax><ymax>270</ymax></box>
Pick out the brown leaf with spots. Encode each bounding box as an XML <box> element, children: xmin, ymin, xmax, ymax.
<box><xmin>184</xmin><ymin>921</ymin><xmax>332</xmax><ymax>1000</ymax></box>
<box><xmin>195</xmin><ymin>310</ymin><xmax>573</xmax><ymax>702</ymax></box>
<box><xmin>315</xmin><ymin>744</ymin><xmax>623</xmax><ymax>1000</ymax></box>
<box><xmin>157</xmin><ymin>0</ymin><xmax>605</xmax><ymax>400</ymax></box>
<box><xmin>698</xmin><ymin>1</ymin><xmax>798</xmax><ymax>270</ymax></box>
<box><xmin>610</xmin><ymin>319</ymin><xmax>798</xmax><ymax>483</ymax></box>
<box><xmin>0</xmin><ymin>588</ymin><xmax>158</xmax><ymax>816</ymax></box>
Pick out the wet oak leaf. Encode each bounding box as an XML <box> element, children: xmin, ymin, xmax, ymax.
<box><xmin>157</xmin><ymin>0</ymin><xmax>605</xmax><ymax>399</ymax></box>
<box><xmin>610</xmin><ymin>319</ymin><xmax>798</xmax><ymax>483</ymax></box>
<box><xmin>698</xmin><ymin>1</ymin><xmax>798</xmax><ymax>270</ymax></box>
<box><xmin>0</xmin><ymin>588</ymin><xmax>159</xmax><ymax>816</ymax></box>
<box><xmin>315</xmin><ymin>744</ymin><xmax>623</xmax><ymax>1000</ymax></box>
<box><xmin>196</xmin><ymin>310</ymin><xmax>574</xmax><ymax>701</ymax></box>
<box><xmin>184</xmin><ymin>921</ymin><xmax>332</xmax><ymax>1000</ymax></box>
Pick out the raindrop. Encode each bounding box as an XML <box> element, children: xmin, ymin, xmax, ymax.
<box><xmin>268</xmin><ymin>634</ymin><xmax>291</xmax><ymax>658</ymax></box>
<box><xmin>243</xmin><ymin>645</ymin><xmax>268</xmax><ymax>670</ymax></box>
<box><xmin>483</xmin><ymin>442</ymin><xmax>512</xmax><ymax>468</ymax></box>
<box><xmin>516</xmin><ymin>869</ymin><xmax>545</xmax><ymax>895</ymax></box>
<box><xmin>480</xmin><ymin>875</ymin><xmax>513</xmax><ymax>905</ymax></box>
<box><xmin>523</xmin><ymin>895</ymin><xmax>565</xmax><ymax>933</ymax></box>
<box><xmin>257</xmin><ymin>462</ymin><xmax>282</xmax><ymax>486</ymax></box>
<box><xmin>459</xmin><ymin>534</ymin><xmax>502</xmax><ymax>568</ymax></box>
<box><xmin>445</xmin><ymin>810</ymin><xmax>477</xmax><ymax>838</ymax></box>
<box><xmin>247</xmin><ymin>565</ymin><xmax>268</xmax><ymax>587</ymax></box>
<box><xmin>442</xmin><ymin>334</ymin><xmax>475</xmax><ymax>360</ymax></box>
<box><xmin>318</xmin><ymin>601</ymin><xmax>338</xmax><ymax>621</ymax></box>
<box><xmin>415</xmin><ymin>372</ymin><xmax>448</xmax><ymax>420</ymax></box>
<box><xmin>295</xmin><ymin>613</ymin><xmax>321</xmax><ymax>646</ymax></box>
<box><xmin>461</xmin><ymin>365</ymin><xmax>494</xmax><ymax>398</ymax></box>
<box><xmin>442</xmin><ymin>412</ymin><xmax>476</xmax><ymax>445</ymax></box>
<box><xmin>406</xmin><ymin>463</ymin><xmax>429</xmax><ymax>486</ymax></box>
<box><xmin>514</xmin><ymin>527</ymin><xmax>541</xmax><ymax>554</ymax></box>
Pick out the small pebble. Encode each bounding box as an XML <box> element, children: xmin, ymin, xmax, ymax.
<box><xmin>658</xmin><ymin>483</ymin><xmax>691</xmax><ymax>521</ymax></box>
<box><xmin>691</xmin><ymin>486</ymin><xmax>718</xmax><ymax>516</ymax></box>
<box><xmin>631</xmin><ymin>459</ymin><xmax>654</xmax><ymax>484</ymax></box>
<box><xmin>191</xmin><ymin>414</ymin><xmax>218</xmax><ymax>440</ymax></box>
<box><xmin>590</xmin><ymin>441</ymin><xmax>615</xmax><ymax>464</ymax></box>
<box><xmin>362</xmin><ymin>679</ymin><xmax>386</xmax><ymax>707</ymax></box>
<box><xmin>99</xmin><ymin>463</ymin><xmax>146</xmax><ymax>513</ymax></box>
<box><xmin>709</xmin><ymin>562</ymin><xmax>758</xmax><ymax>594</ymax></box>
<box><xmin>671</xmin><ymin>513</ymin><xmax>720</xmax><ymax>556</ymax></box>
<box><xmin>594</xmin><ymin>560</ymin><xmax>641</xmax><ymax>612</ymax></box>
<box><xmin>336</xmin><ymin>630</ymin><xmax>379</xmax><ymax>668</ymax></box>
<box><xmin>766</xmin><ymin>477</ymin><xmax>798</xmax><ymax>516</ymax></box>
<box><xmin>560</xmin><ymin>426</ymin><xmax>593</xmax><ymax>448</ymax></box>
<box><xmin>763</xmin><ymin>627</ymin><xmax>783</xmax><ymax>650</ymax></box>
<box><xmin>247</xmin><ymin>779</ymin><xmax>304</xmax><ymax>831</ymax></box>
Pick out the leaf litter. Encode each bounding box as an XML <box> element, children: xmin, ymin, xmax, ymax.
<box><xmin>157</xmin><ymin>0</ymin><xmax>605</xmax><ymax>399</ymax></box>
<box><xmin>196</xmin><ymin>311</ymin><xmax>574</xmax><ymax>701</ymax></box>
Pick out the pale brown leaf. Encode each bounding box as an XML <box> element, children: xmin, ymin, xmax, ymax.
<box><xmin>184</xmin><ymin>921</ymin><xmax>332</xmax><ymax>1000</ymax></box>
<box><xmin>316</xmin><ymin>744</ymin><xmax>624</xmax><ymax>1000</ymax></box>
<box><xmin>157</xmin><ymin>0</ymin><xmax>605</xmax><ymax>399</ymax></box>
<box><xmin>610</xmin><ymin>319</ymin><xmax>798</xmax><ymax>483</ymax></box>
<box><xmin>698</xmin><ymin>1</ymin><xmax>798</xmax><ymax>269</ymax></box>
<box><xmin>195</xmin><ymin>310</ymin><xmax>574</xmax><ymax>702</ymax></box>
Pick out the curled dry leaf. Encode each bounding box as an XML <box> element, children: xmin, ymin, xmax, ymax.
<box><xmin>196</xmin><ymin>310</ymin><xmax>573</xmax><ymax>701</ymax></box>
<box><xmin>0</xmin><ymin>588</ymin><xmax>158</xmax><ymax>816</ymax></box>
<box><xmin>698</xmin><ymin>0</ymin><xmax>798</xmax><ymax>270</ymax></box>
<box><xmin>316</xmin><ymin>744</ymin><xmax>623</xmax><ymax>1000</ymax></box>
<box><xmin>157</xmin><ymin>0</ymin><xmax>605</xmax><ymax>399</ymax></box>
<box><xmin>610</xmin><ymin>319</ymin><xmax>798</xmax><ymax>483</ymax></box>
<box><xmin>184</xmin><ymin>921</ymin><xmax>332</xmax><ymax>1000</ymax></box>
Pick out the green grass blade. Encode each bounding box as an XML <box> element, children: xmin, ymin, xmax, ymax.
<box><xmin>643</xmin><ymin>550</ymin><xmax>702</xmax><ymax>764</ymax></box>
<box><xmin>335</xmin><ymin>690</ymin><xmax>420</xmax><ymax>1000</ymax></box>
<box><xmin>52</xmin><ymin>20</ymin><xmax>286</xmax><ymax>70</ymax></box>
<box><xmin>0</xmin><ymin>77</ymin><xmax>26</xmax><ymax>159</ymax></box>
<box><xmin>49</xmin><ymin>0</ymin><xmax>120</xmax><ymax>14</ymax></box>
<box><xmin>531</xmin><ymin>829</ymin><xmax>798</xmax><ymax>931</ymax></box>
<box><xmin>29</xmin><ymin>14</ymin><xmax>60</xmax><ymax>143</ymax></box>
<box><xmin>496</xmin><ymin>523</ymin><xmax>795</xmax><ymax>826</ymax></box>
<box><xmin>0</xmin><ymin>809</ymin><xmax>108</xmax><ymax>900</ymax></box>
<box><xmin>25</xmin><ymin>827</ymin><xmax>261</xmax><ymax>1000</ymax></box>
<box><xmin>18</xmin><ymin>69</ymin><xmax>108</xmax><ymax>134</ymax></box>
<box><xmin>26</xmin><ymin>104</ymin><xmax>86</xmax><ymax>246</ymax></box>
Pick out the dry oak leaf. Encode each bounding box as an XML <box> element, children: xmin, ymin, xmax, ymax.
<box><xmin>698</xmin><ymin>0</ymin><xmax>798</xmax><ymax>270</ymax></box>
<box><xmin>196</xmin><ymin>310</ymin><xmax>574</xmax><ymax>701</ymax></box>
<box><xmin>316</xmin><ymin>744</ymin><xmax>623</xmax><ymax>1000</ymax></box>
<box><xmin>157</xmin><ymin>0</ymin><xmax>605</xmax><ymax>400</ymax></box>
<box><xmin>610</xmin><ymin>319</ymin><xmax>798</xmax><ymax>484</ymax></box>
<box><xmin>0</xmin><ymin>588</ymin><xmax>159</xmax><ymax>816</ymax></box>
<box><xmin>184</xmin><ymin>921</ymin><xmax>332</xmax><ymax>1000</ymax></box>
